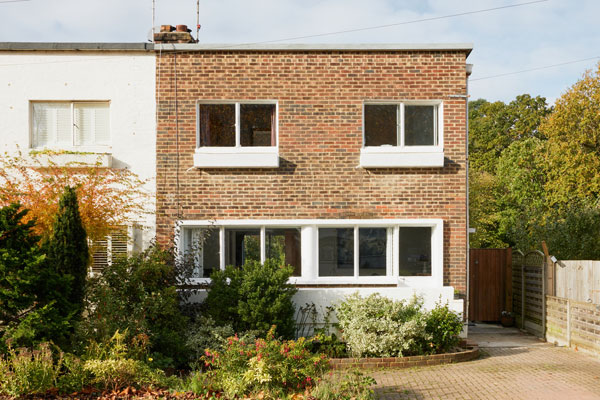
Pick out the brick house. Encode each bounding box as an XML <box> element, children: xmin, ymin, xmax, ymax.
<box><xmin>154</xmin><ymin>32</ymin><xmax>473</xmax><ymax>315</ymax></box>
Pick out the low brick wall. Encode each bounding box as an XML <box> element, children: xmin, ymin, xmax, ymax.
<box><xmin>329</xmin><ymin>343</ymin><xmax>479</xmax><ymax>370</ymax></box>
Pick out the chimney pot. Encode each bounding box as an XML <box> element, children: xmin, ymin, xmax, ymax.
<box><xmin>160</xmin><ymin>25</ymin><xmax>174</xmax><ymax>33</ymax></box>
<box><xmin>176</xmin><ymin>24</ymin><xmax>190</xmax><ymax>32</ymax></box>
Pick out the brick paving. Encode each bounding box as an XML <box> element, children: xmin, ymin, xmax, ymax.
<box><xmin>371</xmin><ymin>327</ymin><xmax>600</xmax><ymax>399</ymax></box>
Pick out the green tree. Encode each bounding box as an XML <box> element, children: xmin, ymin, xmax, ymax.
<box><xmin>42</xmin><ymin>186</ymin><xmax>89</xmax><ymax>335</ymax></box>
<box><xmin>468</xmin><ymin>95</ymin><xmax>551</xmax><ymax>248</ymax></box>
<box><xmin>0</xmin><ymin>204</ymin><xmax>46</xmax><ymax>349</ymax></box>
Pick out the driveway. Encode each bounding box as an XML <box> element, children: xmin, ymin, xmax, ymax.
<box><xmin>372</xmin><ymin>324</ymin><xmax>600</xmax><ymax>400</ymax></box>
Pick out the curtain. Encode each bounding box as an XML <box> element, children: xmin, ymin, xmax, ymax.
<box><xmin>270</xmin><ymin>106</ymin><xmax>276</xmax><ymax>146</ymax></box>
<box><xmin>199</xmin><ymin>106</ymin><xmax>211</xmax><ymax>146</ymax></box>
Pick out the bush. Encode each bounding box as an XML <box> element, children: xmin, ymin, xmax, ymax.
<box><xmin>336</xmin><ymin>293</ymin><xmax>429</xmax><ymax>358</ymax></box>
<box><xmin>0</xmin><ymin>342</ymin><xmax>61</xmax><ymax>396</ymax></box>
<box><xmin>336</xmin><ymin>293</ymin><xmax>464</xmax><ymax>358</ymax></box>
<box><xmin>424</xmin><ymin>301</ymin><xmax>463</xmax><ymax>354</ymax></box>
<box><xmin>203</xmin><ymin>259</ymin><xmax>297</xmax><ymax>339</ymax></box>
<box><xmin>202</xmin><ymin>327</ymin><xmax>329</xmax><ymax>399</ymax></box>
<box><xmin>311</xmin><ymin>369</ymin><xmax>377</xmax><ymax>400</ymax></box>
<box><xmin>79</xmin><ymin>245</ymin><xmax>189</xmax><ymax>368</ymax></box>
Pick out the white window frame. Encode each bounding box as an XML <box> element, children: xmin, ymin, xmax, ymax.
<box><xmin>178</xmin><ymin>219</ymin><xmax>443</xmax><ymax>288</ymax></box>
<box><xmin>194</xmin><ymin>100</ymin><xmax>279</xmax><ymax>168</ymax></box>
<box><xmin>29</xmin><ymin>100</ymin><xmax>111</xmax><ymax>153</ymax></box>
<box><xmin>360</xmin><ymin>101</ymin><xmax>444</xmax><ymax>168</ymax></box>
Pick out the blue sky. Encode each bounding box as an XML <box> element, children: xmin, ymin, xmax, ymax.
<box><xmin>1</xmin><ymin>0</ymin><xmax>598</xmax><ymax>103</ymax></box>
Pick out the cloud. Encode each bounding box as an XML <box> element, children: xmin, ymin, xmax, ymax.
<box><xmin>1</xmin><ymin>0</ymin><xmax>599</xmax><ymax>102</ymax></box>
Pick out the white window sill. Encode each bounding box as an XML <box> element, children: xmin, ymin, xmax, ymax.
<box><xmin>359</xmin><ymin>147</ymin><xmax>444</xmax><ymax>168</ymax></box>
<box><xmin>185</xmin><ymin>276</ymin><xmax>438</xmax><ymax>287</ymax></box>
<box><xmin>26</xmin><ymin>151</ymin><xmax>113</xmax><ymax>168</ymax></box>
<box><xmin>193</xmin><ymin>147</ymin><xmax>279</xmax><ymax>168</ymax></box>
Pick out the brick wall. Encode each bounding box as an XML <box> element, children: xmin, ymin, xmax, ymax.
<box><xmin>156</xmin><ymin>50</ymin><xmax>468</xmax><ymax>293</ymax></box>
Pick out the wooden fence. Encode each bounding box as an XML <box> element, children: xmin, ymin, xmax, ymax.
<box><xmin>546</xmin><ymin>295</ymin><xmax>600</xmax><ymax>355</ymax></box>
<box><xmin>512</xmin><ymin>250</ymin><xmax>546</xmax><ymax>337</ymax></box>
<box><xmin>554</xmin><ymin>260</ymin><xmax>600</xmax><ymax>304</ymax></box>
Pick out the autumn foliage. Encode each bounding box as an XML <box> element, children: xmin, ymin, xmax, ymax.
<box><xmin>0</xmin><ymin>150</ymin><xmax>151</xmax><ymax>243</ymax></box>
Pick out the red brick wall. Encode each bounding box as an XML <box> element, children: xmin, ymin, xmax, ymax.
<box><xmin>156</xmin><ymin>50</ymin><xmax>468</xmax><ymax>293</ymax></box>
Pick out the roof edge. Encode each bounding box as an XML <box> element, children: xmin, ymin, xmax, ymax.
<box><xmin>0</xmin><ymin>42</ymin><xmax>153</xmax><ymax>51</ymax></box>
<box><xmin>154</xmin><ymin>42</ymin><xmax>473</xmax><ymax>56</ymax></box>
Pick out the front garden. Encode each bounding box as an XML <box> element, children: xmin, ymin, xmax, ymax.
<box><xmin>0</xmin><ymin>187</ymin><xmax>465</xmax><ymax>399</ymax></box>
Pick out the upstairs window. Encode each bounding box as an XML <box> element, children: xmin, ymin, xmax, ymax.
<box><xmin>198</xmin><ymin>102</ymin><xmax>276</xmax><ymax>147</ymax></box>
<box><xmin>31</xmin><ymin>102</ymin><xmax>110</xmax><ymax>148</ymax></box>
<box><xmin>364</xmin><ymin>102</ymin><xmax>439</xmax><ymax>147</ymax></box>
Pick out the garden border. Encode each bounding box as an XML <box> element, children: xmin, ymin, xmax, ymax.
<box><xmin>329</xmin><ymin>341</ymin><xmax>479</xmax><ymax>370</ymax></box>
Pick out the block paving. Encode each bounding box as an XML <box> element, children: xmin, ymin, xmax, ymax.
<box><xmin>371</xmin><ymin>333</ymin><xmax>600</xmax><ymax>399</ymax></box>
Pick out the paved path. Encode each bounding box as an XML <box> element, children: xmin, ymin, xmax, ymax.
<box><xmin>372</xmin><ymin>324</ymin><xmax>600</xmax><ymax>400</ymax></box>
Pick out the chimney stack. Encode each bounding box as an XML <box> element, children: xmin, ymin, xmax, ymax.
<box><xmin>154</xmin><ymin>24</ymin><xmax>195</xmax><ymax>44</ymax></box>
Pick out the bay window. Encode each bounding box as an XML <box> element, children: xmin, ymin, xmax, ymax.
<box><xmin>179</xmin><ymin>219</ymin><xmax>442</xmax><ymax>286</ymax></box>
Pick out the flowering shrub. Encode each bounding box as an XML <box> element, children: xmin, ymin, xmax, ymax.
<box><xmin>336</xmin><ymin>293</ymin><xmax>463</xmax><ymax>358</ymax></box>
<box><xmin>0</xmin><ymin>342</ymin><xmax>61</xmax><ymax>396</ymax></box>
<box><xmin>202</xmin><ymin>326</ymin><xmax>329</xmax><ymax>399</ymax></box>
<box><xmin>336</xmin><ymin>293</ymin><xmax>429</xmax><ymax>358</ymax></box>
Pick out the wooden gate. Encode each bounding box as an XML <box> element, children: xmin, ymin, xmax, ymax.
<box><xmin>469</xmin><ymin>248</ymin><xmax>512</xmax><ymax>322</ymax></box>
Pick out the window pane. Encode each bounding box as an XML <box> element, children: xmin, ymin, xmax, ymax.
<box><xmin>32</xmin><ymin>102</ymin><xmax>71</xmax><ymax>147</ymax></box>
<box><xmin>240</xmin><ymin>104</ymin><xmax>276</xmax><ymax>147</ymax></box>
<box><xmin>75</xmin><ymin>103</ymin><xmax>109</xmax><ymax>146</ymax></box>
<box><xmin>318</xmin><ymin>228</ymin><xmax>354</xmax><ymax>277</ymax></box>
<box><xmin>404</xmin><ymin>105</ymin><xmax>436</xmax><ymax>146</ymax></box>
<box><xmin>364</xmin><ymin>104</ymin><xmax>397</xmax><ymax>146</ymax></box>
<box><xmin>266</xmin><ymin>228</ymin><xmax>301</xmax><ymax>276</ymax></box>
<box><xmin>225</xmin><ymin>229</ymin><xmax>260</xmax><ymax>267</ymax></box>
<box><xmin>198</xmin><ymin>104</ymin><xmax>235</xmax><ymax>147</ymax></box>
<box><xmin>184</xmin><ymin>228</ymin><xmax>220</xmax><ymax>278</ymax></box>
<box><xmin>399</xmin><ymin>227</ymin><xmax>432</xmax><ymax>276</ymax></box>
<box><xmin>359</xmin><ymin>228</ymin><xmax>387</xmax><ymax>276</ymax></box>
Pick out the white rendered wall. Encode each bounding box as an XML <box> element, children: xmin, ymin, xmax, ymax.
<box><xmin>0</xmin><ymin>51</ymin><xmax>156</xmax><ymax>245</ymax></box>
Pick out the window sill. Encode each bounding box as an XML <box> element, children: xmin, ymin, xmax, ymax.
<box><xmin>193</xmin><ymin>147</ymin><xmax>279</xmax><ymax>168</ymax></box>
<box><xmin>359</xmin><ymin>147</ymin><xmax>444</xmax><ymax>168</ymax></box>
<box><xmin>26</xmin><ymin>151</ymin><xmax>113</xmax><ymax>168</ymax></box>
<box><xmin>185</xmin><ymin>276</ymin><xmax>438</xmax><ymax>287</ymax></box>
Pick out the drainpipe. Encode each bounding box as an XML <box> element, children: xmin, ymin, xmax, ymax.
<box><xmin>465</xmin><ymin>63</ymin><xmax>473</xmax><ymax>324</ymax></box>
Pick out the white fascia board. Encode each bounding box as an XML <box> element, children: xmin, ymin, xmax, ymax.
<box><xmin>193</xmin><ymin>147</ymin><xmax>279</xmax><ymax>168</ymax></box>
<box><xmin>360</xmin><ymin>147</ymin><xmax>444</xmax><ymax>168</ymax></box>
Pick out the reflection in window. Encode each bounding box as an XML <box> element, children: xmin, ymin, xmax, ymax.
<box><xmin>198</xmin><ymin>104</ymin><xmax>236</xmax><ymax>147</ymax></box>
<box><xmin>266</xmin><ymin>228</ymin><xmax>301</xmax><ymax>276</ymax></box>
<box><xmin>359</xmin><ymin>228</ymin><xmax>387</xmax><ymax>276</ymax></box>
<box><xmin>318</xmin><ymin>228</ymin><xmax>354</xmax><ymax>277</ymax></box>
<box><xmin>364</xmin><ymin>105</ymin><xmax>397</xmax><ymax>146</ymax></box>
<box><xmin>225</xmin><ymin>229</ymin><xmax>260</xmax><ymax>267</ymax></box>
<box><xmin>404</xmin><ymin>105</ymin><xmax>436</xmax><ymax>146</ymax></box>
<box><xmin>240</xmin><ymin>104</ymin><xmax>276</xmax><ymax>147</ymax></box>
<box><xmin>399</xmin><ymin>227</ymin><xmax>432</xmax><ymax>276</ymax></box>
<box><xmin>183</xmin><ymin>228</ymin><xmax>220</xmax><ymax>278</ymax></box>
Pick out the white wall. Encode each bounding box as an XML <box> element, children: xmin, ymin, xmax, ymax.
<box><xmin>0</xmin><ymin>51</ymin><xmax>156</xmax><ymax>244</ymax></box>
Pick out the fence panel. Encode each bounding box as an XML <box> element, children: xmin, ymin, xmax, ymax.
<box><xmin>554</xmin><ymin>260</ymin><xmax>600</xmax><ymax>304</ymax></box>
<box><xmin>512</xmin><ymin>250</ymin><xmax>545</xmax><ymax>336</ymax></box>
<box><xmin>512</xmin><ymin>251</ymin><xmax>524</xmax><ymax>328</ymax></box>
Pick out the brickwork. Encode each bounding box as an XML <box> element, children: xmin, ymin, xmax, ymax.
<box><xmin>155</xmin><ymin>50</ymin><xmax>469</xmax><ymax>292</ymax></box>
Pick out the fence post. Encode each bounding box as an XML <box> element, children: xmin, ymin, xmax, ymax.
<box><xmin>521</xmin><ymin>264</ymin><xmax>526</xmax><ymax>329</ymax></box>
<box><xmin>566</xmin><ymin>298</ymin><xmax>571</xmax><ymax>347</ymax></box>
<box><xmin>542</xmin><ymin>260</ymin><xmax>546</xmax><ymax>338</ymax></box>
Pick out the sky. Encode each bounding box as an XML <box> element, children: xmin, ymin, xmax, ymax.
<box><xmin>1</xmin><ymin>0</ymin><xmax>598</xmax><ymax>104</ymax></box>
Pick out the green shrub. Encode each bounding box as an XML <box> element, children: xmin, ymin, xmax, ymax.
<box><xmin>336</xmin><ymin>293</ymin><xmax>429</xmax><ymax>358</ymax></box>
<box><xmin>42</xmin><ymin>186</ymin><xmax>89</xmax><ymax>345</ymax></box>
<box><xmin>79</xmin><ymin>246</ymin><xmax>189</xmax><ymax>368</ymax></box>
<box><xmin>0</xmin><ymin>342</ymin><xmax>61</xmax><ymax>396</ymax></box>
<box><xmin>56</xmin><ymin>353</ymin><xmax>92</xmax><ymax>394</ymax></box>
<box><xmin>311</xmin><ymin>369</ymin><xmax>377</xmax><ymax>400</ymax></box>
<box><xmin>202</xmin><ymin>327</ymin><xmax>329</xmax><ymax>399</ymax></box>
<box><xmin>423</xmin><ymin>301</ymin><xmax>463</xmax><ymax>354</ymax></box>
<box><xmin>203</xmin><ymin>259</ymin><xmax>297</xmax><ymax>339</ymax></box>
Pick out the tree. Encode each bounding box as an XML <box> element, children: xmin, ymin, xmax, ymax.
<box><xmin>468</xmin><ymin>95</ymin><xmax>551</xmax><ymax>248</ymax></box>
<box><xmin>541</xmin><ymin>62</ymin><xmax>600</xmax><ymax>210</ymax></box>
<box><xmin>0</xmin><ymin>150</ymin><xmax>150</xmax><ymax>243</ymax></box>
<box><xmin>0</xmin><ymin>204</ymin><xmax>46</xmax><ymax>348</ymax></box>
<box><xmin>43</xmin><ymin>186</ymin><xmax>89</xmax><ymax>333</ymax></box>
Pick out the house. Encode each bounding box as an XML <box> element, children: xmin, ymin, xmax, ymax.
<box><xmin>153</xmin><ymin>28</ymin><xmax>473</xmax><ymax>316</ymax></box>
<box><xmin>0</xmin><ymin>42</ymin><xmax>157</xmax><ymax>270</ymax></box>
